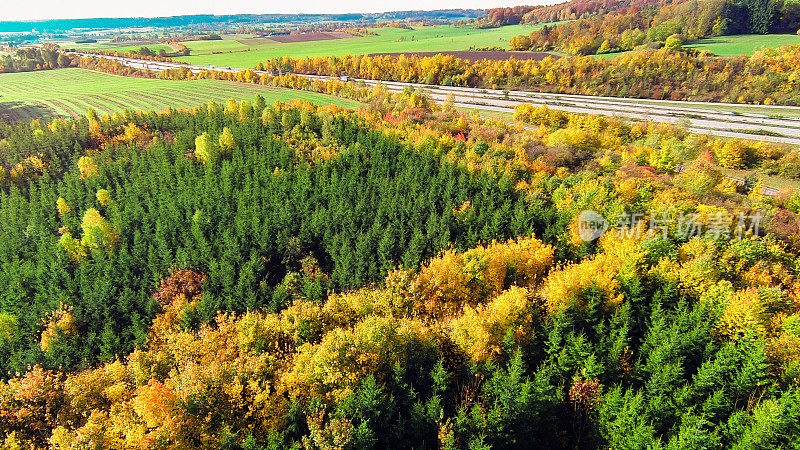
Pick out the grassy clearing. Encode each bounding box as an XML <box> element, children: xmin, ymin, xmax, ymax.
<box><xmin>593</xmin><ymin>34</ymin><xmax>800</xmax><ymax>59</ymax></box>
<box><xmin>0</xmin><ymin>68</ymin><xmax>357</xmax><ymax>122</ymax></box>
<box><xmin>166</xmin><ymin>24</ymin><xmax>550</xmax><ymax>68</ymax></box>
<box><xmin>685</xmin><ymin>34</ymin><xmax>800</xmax><ymax>56</ymax></box>
<box><xmin>592</xmin><ymin>50</ymin><xmax>635</xmax><ymax>59</ymax></box>
<box><xmin>455</xmin><ymin>107</ymin><xmax>515</xmax><ymax>122</ymax></box>
<box><xmin>721</xmin><ymin>167</ymin><xmax>800</xmax><ymax>192</ymax></box>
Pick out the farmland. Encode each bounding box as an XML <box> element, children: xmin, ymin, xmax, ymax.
<box><xmin>684</xmin><ymin>33</ymin><xmax>800</xmax><ymax>56</ymax></box>
<box><xmin>71</xmin><ymin>42</ymin><xmax>176</xmax><ymax>54</ymax></box>
<box><xmin>168</xmin><ymin>24</ymin><xmax>551</xmax><ymax>67</ymax></box>
<box><xmin>590</xmin><ymin>34</ymin><xmax>800</xmax><ymax>60</ymax></box>
<box><xmin>0</xmin><ymin>68</ymin><xmax>357</xmax><ymax>121</ymax></box>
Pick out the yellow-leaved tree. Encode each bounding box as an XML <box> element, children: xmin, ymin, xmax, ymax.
<box><xmin>225</xmin><ymin>98</ymin><xmax>239</xmax><ymax>116</ymax></box>
<box><xmin>450</xmin><ymin>286</ymin><xmax>534</xmax><ymax>361</ymax></box>
<box><xmin>718</xmin><ymin>287</ymin><xmax>797</xmax><ymax>340</ymax></box>
<box><xmin>540</xmin><ymin>252</ymin><xmax>624</xmax><ymax>313</ymax></box>
<box><xmin>283</xmin><ymin>315</ymin><xmax>437</xmax><ymax>400</ymax></box>
<box><xmin>80</xmin><ymin>208</ymin><xmax>119</xmax><ymax>252</ymax></box>
<box><xmin>194</xmin><ymin>132</ymin><xmax>220</xmax><ymax>165</ymax></box>
<box><xmin>56</xmin><ymin>197</ymin><xmax>71</xmax><ymax>217</ymax></box>
<box><xmin>96</xmin><ymin>189</ymin><xmax>112</xmax><ymax>208</ymax></box>
<box><xmin>40</xmin><ymin>303</ymin><xmax>77</xmax><ymax>352</ymax></box>
<box><xmin>239</xmin><ymin>100</ymin><xmax>253</xmax><ymax>122</ymax></box>
<box><xmin>77</xmin><ymin>156</ymin><xmax>98</xmax><ymax>179</ymax></box>
<box><xmin>410</xmin><ymin>236</ymin><xmax>554</xmax><ymax>315</ymax></box>
<box><xmin>0</xmin><ymin>312</ymin><xmax>17</xmax><ymax>343</ymax></box>
<box><xmin>218</xmin><ymin>127</ymin><xmax>237</xmax><ymax>155</ymax></box>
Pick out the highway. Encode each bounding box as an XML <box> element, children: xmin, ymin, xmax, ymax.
<box><xmin>71</xmin><ymin>53</ymin><xmax>800</xmax><ymax>146</ymax></box>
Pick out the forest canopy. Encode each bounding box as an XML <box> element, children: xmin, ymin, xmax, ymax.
<box><xmin>501</xmin><ymin>0</ymin><xmax>800</xmax><ymax>55</ymax></box>
<box><xmin>1</xmin><ymin>87</ymin><xmax>800</xmax><ymax>447</ymax></box>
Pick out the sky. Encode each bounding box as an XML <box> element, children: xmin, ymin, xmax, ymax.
<box><xmin>3</xmin><ymin>0</ymin><xmax>548</xmax><ymax>22</ymax></box>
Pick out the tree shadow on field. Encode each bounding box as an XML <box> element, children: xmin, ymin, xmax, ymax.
<box><xmin>0</xmin><ymin>101</ymin><xmax>59</xmax><ymax>122</ymax></box>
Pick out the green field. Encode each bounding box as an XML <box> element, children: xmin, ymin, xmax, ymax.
<box><xmin>168</xmin><ymin>24</ymin><xmax>548</xmax><ymax>68</ymax></box>
<box><xmin>685</xmin><ymin>34</ymin><xmax>800</xmax><ymax>56</ymax></box>
<box><xmin>592</xmin><ymin>50</ymin><xmax>634</xmax><ymax>59</ymax></box>
<box><xmin>591</xmin><ymin>33</ymin><xmax>800</xmax><ymax>59</ymax></box>
<box><xmin>0</xmin><ymin>68</ymin><xmax>357</xmax><ymax>122</ymax></box>
<box><xmin>71</xmin><ymin>42</ymin><xmax>176</xmax><ymax>53</ymax></box>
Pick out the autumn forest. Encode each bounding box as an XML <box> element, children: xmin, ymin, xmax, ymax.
<box><xmin>2</xmin><ymin>0</ymin><xmax>800</xmax><ymax>448</ymax></box>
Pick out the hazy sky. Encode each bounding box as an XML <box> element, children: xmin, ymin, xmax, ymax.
<box><xmin>5</xmin><ymin>0</ymin><xmax>546</xmax><ymax>21</ymax></box>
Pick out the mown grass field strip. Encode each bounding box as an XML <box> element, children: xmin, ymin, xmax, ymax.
<box><xmin>0</xmin><ymin>68</ymin><xmax>358</xmax><ymax>120</ymax></box>
<box><xmin>629</xmin><ymin>99</ymin><xmax>800</xmax><ymax>118</ymax></box>
<box><xmin>130</xmin><ymin>90</ymin><xmax>211</xmax><ymax>110</ymax></box>
<box><xmin>685</xmin><ymin>34</ymin><xmax>800</xmax><ymax>56</ymax></box>
<box><xmin>0</xmin><ymin>69</ymin><xmax>359</xmax><ymax>114</ymax></box>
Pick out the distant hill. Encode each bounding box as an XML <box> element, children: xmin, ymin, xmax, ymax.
<box><xmin>487</xmin><ymin>0</ymin><xmax>800</xmax><ymax>56</ymax></box>
<box><xmin>0</xmin><ymin>10</ymin><xmax>485</xmax><ymax>34</ymax></box>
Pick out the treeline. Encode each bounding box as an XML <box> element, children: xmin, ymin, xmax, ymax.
<box><xmin>76</xmin><ymin>54</ymin><xmax>184</xmax><ymax>77</ymax></box>
<box><xmin>473</xmin><ymin>5</ymin><xmax>540</xmax><ymax>27</ymax></box>
<box><xmin>75</xmin><ymin>47</ymin><xmax>800</xmax><ymax>105</ymax></box>
<box><xmin>508</xmin><ymin>0</ymin><xmax>800</xmax><ymax>55</ymax></box>
<box><xmin>0</xmin><ymin>44</ymin><xmax>75</xmax><ymax>73</ymax></box>
<box><xmin>86</xmin><ymin>47</ymin><xmax>800</xmax><ymax>106</ymax></box>
<box><xmin>133</xmin><ymin>43</ymin><xmax>190</xmax><ymax>58</ymax></box>
<box><xmin>274</xmin><ymin>48</ymin><xmax>800</xmax><ymax>104</ymax></box>
<box><xmin>75</xmin><ymin>55</ymin><xmax>376</xmax><ymax>104</ymax></box>
<box><xmin>68</xmin><ymin>49</ymin><xmax>181</xmax><ymax>64</ymax></box>
<box><xmin>2</xmin><ymin>95</ymin><xmax>800</xmax><ymax>447</ymax></box>
<box><xmin>485</xmin><ymin>0</ymin><xmax>676</xmax><ymax>25</ymax></box>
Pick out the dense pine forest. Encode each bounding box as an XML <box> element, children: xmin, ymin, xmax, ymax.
<box><xmin>0</xmin><ymin>97</ymin><xmax>546</xmax><ymax>375</ymax></box>
<box><xmin>1</xmin><ymin>91</ymin><xmax>800</xmax><ymax>448</ymax></box>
